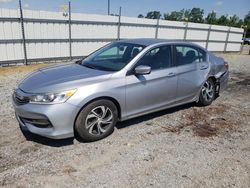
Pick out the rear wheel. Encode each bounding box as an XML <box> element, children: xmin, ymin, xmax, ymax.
<box><xmin>75</xmin><ymin>99</ymin><xmax>118</xmax><ymax>142</ymax></box>
<box><xmin>198</xmin><ymin>78</ymin><xmax>215</xmax><ymax>106</ymax></box>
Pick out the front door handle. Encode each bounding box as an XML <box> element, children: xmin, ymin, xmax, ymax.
<box><xmin>166</xmin><ymin>72</ymin><xmax>175</xmax><ymax>77</ymax></box>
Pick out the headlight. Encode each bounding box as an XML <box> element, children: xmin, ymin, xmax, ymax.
<box><xmin>29</xmin><ymin>89</ymin><xmax>76</xmax><ymax>104</ymax></box>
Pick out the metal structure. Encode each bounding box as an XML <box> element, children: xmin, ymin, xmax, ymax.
<box><xmin>0</xmin><ymin>8</ymin><xmax>244</xmax><ymax>66</ymax></box>
<box><xmin>108</xmin><ymin>0</ymin><xmax>110</xmax><ymax>15</ymax></box>
<box><xmin>155</xmin><ymin>18</ymin><xmax>160</xmax><ymax>39</ymax></box>
<box><xmin>224</xmin><ymin>27</ymin><xmax>231</xmax><ymax>52</ymax></box>
<box><xmin>18</xmin><ymin>0</ymin><xmax>28</xmax><ymax>65</ymax></box>
<box><xmin>68</xmin><ymin>1</ymin><xmax>72</xmax><ymax>60</ymax></box>
<box><xmin>117</xmin><ymin>7</ymin><xmax>122</xmax><ymax>40</ymax></box>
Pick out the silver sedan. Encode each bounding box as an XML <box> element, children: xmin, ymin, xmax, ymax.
<box><xmin>12</xmin><ymin>39</ymin><xmax>229</xmax><ymax>141</ymax></box>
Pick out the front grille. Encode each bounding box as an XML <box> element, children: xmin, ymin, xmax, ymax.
<box><xmin>13</xmin><ymin>89</ymin><xmax>30</xmax><ymax>105</ymax></box>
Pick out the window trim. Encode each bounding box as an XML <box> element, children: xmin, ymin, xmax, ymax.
<box><xmin>173</xmin><ymin>44</ymin><xmax>207</xmax><ymax>67</ymax></box>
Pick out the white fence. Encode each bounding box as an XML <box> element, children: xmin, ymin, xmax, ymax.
<box><xmin>0</xmin><ymin>8</ymin><xmax>244</xmax><ymax>65</ymax></box>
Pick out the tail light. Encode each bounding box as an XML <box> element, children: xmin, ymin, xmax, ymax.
<box><xmin>224</xmin><ymin>61</ymin><xmax>229</xmax><ymax>71</ymax></box>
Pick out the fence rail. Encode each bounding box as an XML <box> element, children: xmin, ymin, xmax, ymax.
<box><xmin>0</xmin><ymin>8</ymin><xmax>244</xmax><ymax>66</ymax></box>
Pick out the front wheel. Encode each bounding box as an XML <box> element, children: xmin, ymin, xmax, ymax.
<box><xmin>75</xmin><ymin>99</ymin><xmax>118</xmax><ymax>142</ymax></box>
<box><xmin>198</xmin><ymin>78</ymin><xmax>215</xmax><ymax>106</ymax></box>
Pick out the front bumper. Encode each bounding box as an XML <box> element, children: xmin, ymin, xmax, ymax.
<box><xmin>13</xmin><ymin>101</ymin><xmax>81</xmax><ymax>139</ymax></box>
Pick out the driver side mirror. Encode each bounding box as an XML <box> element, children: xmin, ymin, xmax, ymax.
<box><xmin>134</xmin><ymin>65</ymin><xmax>151</xmax><ymax>75</ymax></box>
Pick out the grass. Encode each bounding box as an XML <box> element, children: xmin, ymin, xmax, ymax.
<box><xmin>0</xmin><ymin>64</ymin><xmax>51</xmax><ymax>76</ymax></box>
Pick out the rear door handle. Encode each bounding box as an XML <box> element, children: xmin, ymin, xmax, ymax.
<box><xmin>200</xmin><ymin>65</ymin><xmax>208</xmax><ymax>70</ymax></box>
<box><xmin>166</xmin><ymin>72</ymin><xmax>176</xmax><ymax>77</ymax></box>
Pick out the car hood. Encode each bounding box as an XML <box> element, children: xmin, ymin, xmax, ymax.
<box><xmin>19</xmin><ymin>63</ymin><xmax>113</xmax><ymax>93</ymax></box>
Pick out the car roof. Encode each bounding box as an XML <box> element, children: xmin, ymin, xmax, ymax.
<box><xmin>118</xmin><ymin>38</ymin><xmax>190</xmax><ymax>46</ymax></box>
<box><xmin>117</xmin><ymin>38</ymin><xmax>208</xmax><ymax>52</ymax></box>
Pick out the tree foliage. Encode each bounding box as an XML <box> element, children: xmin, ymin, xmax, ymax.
<box><xmin>228</xmin><ymin>15</ymin><xmax>240</xmax><ymax>26</ymax></box>
<box><xmin>216</xmin><ymin>15</ymin><xmax>228</xmax><ymax>25</ymax></box>
<box><xmin>164</xmin><ymin>9</ymin><xmax>184</xmax><ymax>21</ymax></box>
<box><xmin>206</xmin><ymin>11</ymin><xmax>217</xmax><ymax>24</ymax></box>
<box><xmin>189</xmin><ymin>8</ymin><xmax>204</xmax><ymax>23</ymax></box>
<box><xmin>244</xmin><ymin>11</ymin><xmax>250</xmax><ymax>37</ymax></box>
<box><xmin>145</xmin><ymin>11</ymin><xmax>161</xmax><ymax>19</ymax></box>
<box><xmin>138</xmin><ymin>14</ymin><xmax>144</xmax><ymax>18</ymax></box>
<box><xmin>138</xmin><ymin>9</ymin><xmax>250</xmax><ymax>37</ymax></box>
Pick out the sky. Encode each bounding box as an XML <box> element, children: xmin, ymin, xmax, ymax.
<box><xmin>0</xmin><ymin>0</ymin><xmax>249</xmax><ymax>19</ymax></box>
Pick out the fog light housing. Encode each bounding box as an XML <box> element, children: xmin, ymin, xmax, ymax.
<box><xmin>19</xmin><ymin>117</ymin><xmax>52</xmax><ymax>128</ymax></box>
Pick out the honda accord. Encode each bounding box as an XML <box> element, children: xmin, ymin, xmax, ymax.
<box><xmin>12</xmin><ymin>39</ymin><xmax>229</xmax><ymax>141</ymax></box>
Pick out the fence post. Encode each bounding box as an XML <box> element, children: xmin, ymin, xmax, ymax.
<box><xmin>19</xmin><ymin>0</ymin><xmax>28</xmax><ymax>65</ymax></box>
<box><xmin>205</xmin><ymin>25</ymin><xmax>211</xmax><ymax>50</ymax></box>
<box><xmin>117</xmin><ymin>7</ymin><xmax>122</xmax><ymax>40</ymax></box>
<box><xmin>155</xmin><ymin>18</ymin><xmax>159</xmax><ymax>39</ymax></box>
<box><xmin>224</xmin><ymin>27</ymin><xmax>230</xmax><ymax>53</ymax></box>
<box><xmin>108</xmin><ymin>0</ymin><xmax>110</xmax><ymax>15</ymax></box>
<box><xmin>68</xmin><ymin>1</ymin><xmax>72</xmax><ymax>61</ymax></box>
<box><xmin>184</xmin><ymin>22</ymin><xmax>188</xmax><ymax>41</ymax></box>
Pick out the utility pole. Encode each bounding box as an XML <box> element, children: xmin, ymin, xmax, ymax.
<box><xmin>108</xmin><ymin>0</ymin><xmax>110</xmax><ymax>15</ymax></box>
<box><xmin>68</xmin><ymin>1</ymin><xmax>72</xmax><ymax>60</ymax></box>
<box><xmin>19</xmin><ymin>0</ymin><xmax>28</xmax><ymax>65</ymax></box>
<box><xmin>240</xmin><ymin>25</ymin><xmax>247</xmax><ymax>54</ymax></box>
<box><xmin>117</xmin><ymin>7</ymin><xmax>122</xmax><ymax>40</ymax></box>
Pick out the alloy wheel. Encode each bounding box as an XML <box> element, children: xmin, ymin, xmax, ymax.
<box><xmin>85</xmin><ymin>106</ymin><xmax>113</xmax><ymax>135</ymax></box>
<box><xmin>201</xmin><ymin>81</ymin><xmax>214</xmax><ymax>102</ymax></box>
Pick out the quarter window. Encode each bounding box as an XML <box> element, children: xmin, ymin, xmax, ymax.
<box><xmin>136</xmin><ymin>45</ymin><xmax>172</xmax><ymax>70</ymax></box>
<box><xmin>175</xmin><ymin>45</ymin><xmax>206</xmax><ymax>66</ymax></box>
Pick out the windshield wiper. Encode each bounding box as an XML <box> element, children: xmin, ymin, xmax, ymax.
<box><xmin>82</xmin><ymin>63</ymin><xmax>117</xmax><ymax>72</ymax></box>
<box><xmin>82</xmin><ymin>64</ymin><xmax>98</xmax><ymax>70</ymax></box>
<box><xmin>75</xmin><ymin>59</ymin><xmax>83</xmax><ymax>64</ymax></box>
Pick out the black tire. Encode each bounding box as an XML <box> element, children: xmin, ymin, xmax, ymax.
<box><xmin>197</xmin><ymin>78</ymin><xmax>215</xmax><ymax>106</ymax></box>
<box><xmin>75</xmin><ymin>99</ymin><xmax>118</xmax><ymax>142</ymax></box>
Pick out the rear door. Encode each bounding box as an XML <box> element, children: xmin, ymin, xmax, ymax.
<box><xmin>125</xmin><ymin>45</ymin><xmax>178</xmax><ymax>118</ymax></box>
<box><xmin>174</xmin><ymin>45</ymin><xmax>208</xmax><ymax>102</ymax></box>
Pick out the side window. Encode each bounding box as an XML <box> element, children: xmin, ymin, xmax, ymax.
<box><xmin>175</xmin><ymin>45</ymin><xmax>206</xmax><ymax>66</ymax></box>
<box><xmin>136</xmin><ymin>45</ymin><xmax>172</xmax><ymax>70</ymax></box>
<box><xmin>130</xmin><ymin>46</ymin><xmax>144</xmax><ymax>59</ymax></box>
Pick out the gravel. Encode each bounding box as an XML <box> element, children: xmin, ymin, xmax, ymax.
<box><xmin>0</xmin><ymin>54</ymin><xmax>250</xmax><ymax>188</ymax></box>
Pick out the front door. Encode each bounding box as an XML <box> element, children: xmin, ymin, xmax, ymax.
<box><xmin>125</xmin><ymin>45</ymin><xmax>178</xmax><ymax>118</ymax></box>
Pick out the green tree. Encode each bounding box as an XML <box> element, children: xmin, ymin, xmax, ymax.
<box><xmin>243</xmin><ymin>11</ymin><xmax>250</xmax><ymax>37</ymax></box>
<box><xmin>237</xmin><ymin>19</ymin><xmax>244</xmax><ymax>28</ymax></box>
<box><xmin>228</xmin><ymin>15</ymin><xmax>240</xmax><ymax>26</ymax></box>
<box><xmin>189</xmin><ymin>8</ymin><xmax>204</xmax><ymax>23</ymax></box>
<box><xmin>137</xmin><ymin>9</ymin><xmax>250</xmax><ymax>38</ymax></box>
<box><xmin>206</xmin><ymin>11</ymin><xmax>217</xmax><ymax>24</ymax></box>
<box><xmin>183</xmin><ymin>9</ymin><xmax>191</xmax><ymax>21</ymax></box>
<box><xmin>164</xmin><ymin>9</ymin><xmax>184</xmax><ymax>21</ymax></box>
<box><xmin>145</xmin><ymin>11</ymin><xmax>161</xmax><ymax>19</ymax></box>
<box><xmin>138</xmin><ymin>14</ymin><xmax>144</xmax><ymax>18</ymax></box>
<box><xmin>216</xmin><ymin>15</ymin><xmax>229</xmax><ymax>26</ymax></box>
<box><xmin>244</xmin><ymin>11</ymin><xmax>250</xmax><ymax>24</ymax></box>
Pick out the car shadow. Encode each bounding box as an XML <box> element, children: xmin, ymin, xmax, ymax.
<box><xmin>116</xmin><ymin>102</ymin><xmax>195</xmax><ymax>129</ymax></box>
<box><xmin>20</xmin><ymin>129</ymin><xmax>74</xmax><ymax>147</ymax></box>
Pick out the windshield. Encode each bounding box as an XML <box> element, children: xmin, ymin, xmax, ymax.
<box><xmin>81</xmin><ymin>42</ymin><xmax>145</xmax><ymax>72</ymax></box>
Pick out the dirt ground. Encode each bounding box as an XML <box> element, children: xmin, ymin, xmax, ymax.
<box><xmin>0</xmin><ymin>54</ymin><xmax>249</xmax><ymax>188</ymax></box>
